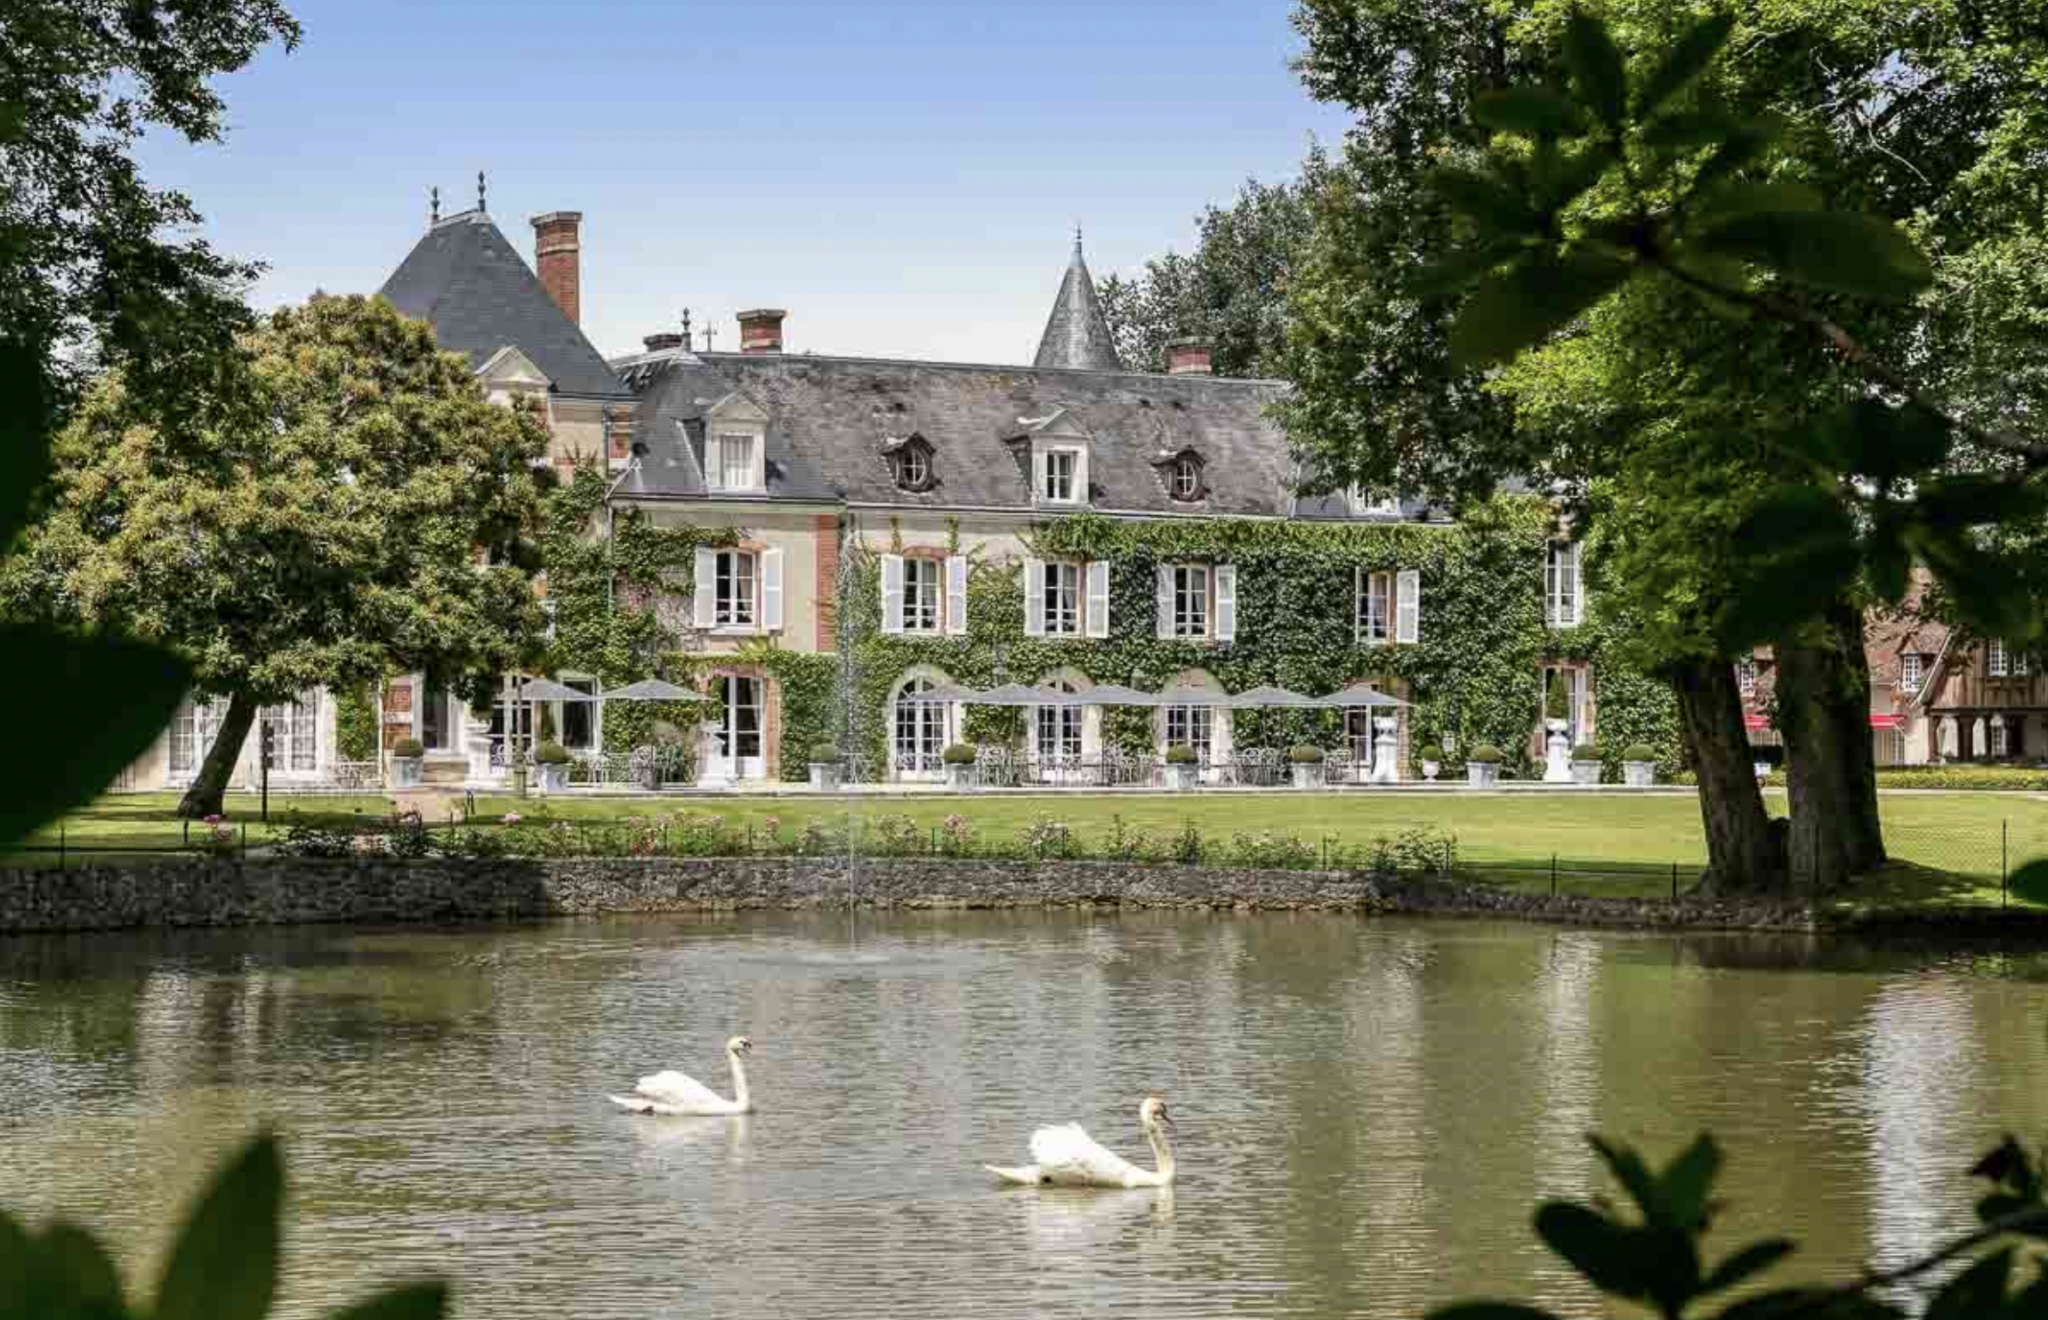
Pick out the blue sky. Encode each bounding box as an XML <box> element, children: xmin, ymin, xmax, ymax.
<box><xmin>138</xmin><ymin>0</ymin><xmax>1348</xmax><ymax>367</ymax></box>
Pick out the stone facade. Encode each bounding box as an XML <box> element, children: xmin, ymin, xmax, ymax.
<box><xmin>3</xmin><ymin>857</ymin><xmax>2037</xmax><ymax>939</ymax></box>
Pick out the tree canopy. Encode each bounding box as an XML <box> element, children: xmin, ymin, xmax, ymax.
<box><xmin>3</xmin><ymin>295</ymin><xmax>556</xmax><ymax>814</ymax></box>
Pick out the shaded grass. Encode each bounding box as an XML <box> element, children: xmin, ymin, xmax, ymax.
<box><xmin>5</xmin><ymin>793</ymin><xmax>392</xmax><ymax>865</ymax></box>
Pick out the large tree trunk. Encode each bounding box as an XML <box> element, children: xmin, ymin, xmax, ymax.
<box><xmin>1775</xmin><ymin>604</ymin><xmax>1886</xmax><ymax>893</ymax></box>
<box><xmin>176</xmin><ymin>690</ymin><xmax>259</xmax><ymax>819</ymax></box>
<box><xmin>1671</xmin><ymin>657</ymin><xmax>1787</xmax><ymax>894</ymax></box>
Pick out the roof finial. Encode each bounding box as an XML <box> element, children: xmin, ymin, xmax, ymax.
<box><xmin>429</xmin><ymin>185</ymin><xmax>440</xmax><ymax>227</ymax></box>
<box><xmin>477</xmin><ymin>170</ymin><xmax>487</xmax><ymax>214</ymax></box>
<box><xmin>1073</xmin><ymin>220</ymin><xmax>1084</xmax><ymax>258</ymax></box>
<box><xmin>680</xmin><ymin>307</ymin><xmax>692</xmax><ymax>343</ymax></box>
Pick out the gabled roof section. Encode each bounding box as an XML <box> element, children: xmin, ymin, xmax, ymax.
<box><xmin>377</xmin><ymin>211</ymin><xmax>628</xmax><ymax>399</ymax></box>
<box><xmin>1033</xmin><ymin>233</ymin><xmax>1123</xmax><ymax>372</ymax></box>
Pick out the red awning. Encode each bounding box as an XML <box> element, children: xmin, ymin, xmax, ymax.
<box><xmin>1870</xmin><ymin>714</ymin><xmax>1903</xmax><ymax>730</ymax></box>
<box><xmin>1744</xmin><ymin>713</ymin><xmax>1769</xmax><ymax>730</ymax></box>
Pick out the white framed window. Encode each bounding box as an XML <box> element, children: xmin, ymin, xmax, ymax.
<box><xmin>169</xmin><ymin>697</ymin><xmax>228</xmax><ymax>779</ymax></box>
<box><xmin>1170</xmin><ymin>457</ymin><xmax>1201</xmax><ymax>501</ymax></box>
<box><xmin>1025</xmin><ymin>559</ymin><xmax>1105</xmax><ymax>638</ymax></box>
<box><xmin>417</xmin><ymin>678</ymin><xmax>455</xmax><ymax>753</ymax></box>
<box><xmin>709</xmin><ymin>431</ymin><xmax>761</xmax><ymax>492</ymax></box>
<box><xmin>1357</xmin><ymin>570</ymin><xmax>1392</xmax><ymax>645</ymax></box>
<box><xmin>261</xmin><ymin>690</ymin><xmax>319</xmax><ymax>773</ymax></box>
<box><xmin>560</xmin><ymin>677</ymin><xmax>597</xmax><ymax>750</ymax></box>
<box><xmin>2013</xmin><ymin>645</ymin><xmax>2031</xmax><ymax>677</ymax></box>
<box><xmin>898</xmin><ymin>445</ymin><xmax>930</xmax><ymax>490</ymax></box>
<box><xmin>1540</xmin><ymin>664</ymin><xmax>1593</xmax><ymax>744</ymax></box>
<box><xmin>902</xmin><ymin>558</ymin><xmax>941</xmax><ymax>634</ymax></box>
<box><xmin>1900</xmin><ymin>653</ymin><xmax>1922</xmax><ymax>694</ymax></box>
<box><xmin>1990</xmin><ymin>714</ymin><xmax>2010</xmax><ymax>757</ymax></box>
<box><xmin>715</xmin><ymin>549</ymin><xmax>757</xmax><ymax>627</ymax></box>
<box><xmin>1043</xmin><ymin>448</ymin><xmax>1079</xmax><ymax>503</ymax></box>
<box><xmin>891</xmin><ymin>675</ymin><xmax>949</xmax><ymax>777</ymax></box>
<box><xmin>1347</xmin><ymin>487</ymin><xmax>1400</xmax><ymax>516</ymax></box>
<box><xmin>1736</xmin><ymin>661</ymin><xmax>1756</xmax><ymax>698</ymax></box>
<box><xmin>1043</xmin><ymin>562</ymin><xmax>1081</xmax><ymax>635</ymax></box>
<box><xmin>1546</xmin><ymin>541</ymin><xmax>1582</xmax><ymax>627</ymax></box>
<box><xmin>1035</xmin><ymin>684</ymin><xmax>1084</xmax><ymax>761</ymax></box>
<box><xmin>719</xmin><ymin>674</ymin><xmax>765</xmax><ymax>762</ymax></box>
<box><xmin>1164</xmin><ymin>705</ymin><xmax>1214</xmax><ymax>761</ymax></box>
<box><xmin>1174</xmin><ymin>564</ymin><xmax>1210</xmax><ymax>638</ymax></box>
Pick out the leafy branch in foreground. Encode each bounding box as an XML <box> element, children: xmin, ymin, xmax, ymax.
<box><xmin>1416</xmin><ymin>8</ymin><xmax>2046</xmax><ymax>653</ymax></box>
<box><xmin>1429</xmin><ymin>1133</ymin><xmax>2048</xmax><ymax>1320</ymax></box>
<box><xmin>0</xmin><ymin>1132</ymin><xmax>445</xmax><ymax>1320</ymax></box>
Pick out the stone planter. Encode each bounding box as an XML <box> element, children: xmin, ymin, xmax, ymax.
<box><xmin>537</xmin><ymin>762</ymin><xmax>569</xmax><ymax>795</ymax></box>
<box><xmin>809</xmin><ymin>763</ymin><xmax>841</xmax><ymax>792</ymax></box>
<box><xmin>391</xmin><ymin>757</ymin><xmax>423</xmax><ymax>789</ymax></box>
<box><xmin>1570</xmin><ymin>760</ymin><xmax>1601</xmax><ymax>787</ymax></box>
<box><xmin>1624</xmin><ymin>761</ymin><xmax>1656</xmax><ymax>788</ymax></box>
<box><xmin>1467</xmin><ymin>761</ymin><xmax>1501</xmax><ymax>789</ymax></box>
<box><xmin>1291</xmin><ymin>764</ymin><xmax>1322</xmax><ymax>790</ymax></box>
<box><xmin>1422</xmin><ymin>761</ymin><xmax>1441</xmax><ymax>782</ymax></box>
<box><xmin>1165</xmin><ymin>763</ymin><xmax>1198</xmax><ymax>791</ymax></box>
<box><xmin>945</xmin><ymin>763</ymin><xmax>973</xmax><ymax>790</ymax></box>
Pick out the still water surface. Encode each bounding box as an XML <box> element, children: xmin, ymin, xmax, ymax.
<box><xmin>2</xmin><ymin>913</ymin><xmax>2045</xmax><ymax>1318</ymax></box>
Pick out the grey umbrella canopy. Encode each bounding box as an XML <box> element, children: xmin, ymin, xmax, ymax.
<box><xmin>517</xmin><ymin>677</ymin><xmax>597</xmax><ymax>702</ymax></box>
<box><xmin>1153</xmin><ymin>679</ymin><xmax>1230</xmax><ymax>706</ymax></box>
<box><xmin>601</xmin><ymin>678</ymin><xmax>703</xmax><ymax>702</ymax></box>
<box><xmin>1227</xmin><ymin>684</ymin><xmax>1319</xmax><ymax>709</ymax></box>
<box><xmin>902</xmin><ymin>682</ymin><xmax>982</xmax><ymax>704</ymax></box>
<box><xmin>1081</xmin><ymin>683</ymin><xmax>1160</xmax><ymax>708</ymax></box>
<box><xmin>1317</xmin><ymin>682</ymin><xmax>1408</xmax><ymax>708</ymax></box>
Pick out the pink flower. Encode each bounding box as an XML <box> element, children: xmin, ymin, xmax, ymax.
<box><xmin>203</xmin><ymin>814</ymin><xmax>224</xmax><ymax>826</ymax></box>
<box><xmin>502</xmin><ymin>812</ymin><xmax>523</xmax><ymax>825</ymax></box>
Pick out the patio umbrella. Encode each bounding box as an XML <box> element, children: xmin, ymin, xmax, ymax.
<box><xmin>902</xmin><ymin>682</ymin><xmax>983</xmax><ymax>705</ymax></box>
<box><xmin>1080</xmin><ymin>683</ymin><xmax>1160</xmax><ymax>708</ymax></box>
<box><xmin>600</xmin><ymin>678</ymin><xmax>704</xmax><ymax>702</ymax></box>
<box><xmin>958</xmin><ymin>682</ymin><xmax>1060</xmax><ymax>707</ymax></box>
<box><xmin>1153</xmin><ymin>679</ymin><xmax>1230</xmax><ymax>706</ymax></box>
<box><xmin>1316</xmin><ymin>682</ymin><xmax>1409</xmax><ymax>708</ymax></box>
<box><xmin>517</xmin><ymin>677</ymin><xmax>597</xmax><ymax>702</ymax></box>
<box><xmin>1226</xmin><ymin>684</ymin><xmax>1319</xmax><ymax>709</ymax></box>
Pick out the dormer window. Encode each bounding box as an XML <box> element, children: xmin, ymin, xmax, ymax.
<box><xmin>1043</xmin><ymin>448</ymin><xmax>1080</xmax><ymax>503</ymax></box>
<box><xmin>716</xmin><ymin>433</ymin><xmax>756</xmax><ymax>491</ymax></box>
<box><xmin>701</xmin><ymin>392</ymin><xmax>770</xmax><ymax>495</ymax></box>
<box><xmin>1170</xmin><ymin>455</ymin><xmax>1202</xmax><ymax>501</ymax></box>
<box><xmin>1348</xmin><ymin>486</ymin><xmax>1399</xmax><ymax>516</ymax></box>
<box><xmin>895</xmin><ymin>439</ymin><xmax>934</xmax><ymax>492</ymax></box>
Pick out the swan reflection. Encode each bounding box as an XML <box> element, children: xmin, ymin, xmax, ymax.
<box><xmin>629</xmin><ymin>1113</ymin><xmax>752</xmax><ymax>1162</ymax></box>
<box><xmin>1010</xmin><ymin>1184</ymin><xmax>1176</xmax><ymax>1252</ymax></box>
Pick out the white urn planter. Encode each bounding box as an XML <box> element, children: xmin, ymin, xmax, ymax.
<box><xmin>1570</xmin><ymin>758</ymin><xmax>1602</xmax><ymax>787</ymax></box>
<box><xmin>1542</xmin><ymin>719</ymin><xmax>1574</xmax><ymax>784</ymax></box>
<box><xmin>695</xmin><ymin>728</ymin><xmax>732</xmax><ymax>788</ymax></box>
<box><xmin>945</xmin><ymin>763</ymin><xmax>973</xmax><ymax>790</ymax></box>
<box><xmin>1367</xmin><ymin>716</ymin><xmax>1401</xmax><ymax>785</ymax></box>
<box><xmin>1467</xmin><ymin>760</ymin><xmax>1501</xmax><ymax>788</ymax></box>
<box><xmin>809</xmin><ymin>762</ymin><xmax>841</xmax><ymax>791</ymax></box>
<box><xmin>1624</xmin><ymin>760</ymin><xmax>1656</xmax><ymax>788</ymax></box>
<box><xmin>1291</xmin><ymin>764</ymin><xmax>1322</xmax><ymax>790</ymax></box>
<box><xmin>1421</xmin><ymin>761</ymin><xmax>1441</xmax><ymax>782</ymax></box>
<box><xmin>536</xmin><ymin>762</ymin><xmax>569</xmax><ymax>795</ymax></box>
<box><xmin>1165</xmin><ymin>763</ymin><xmax>1198</xmax><ymax>791</ymax></box>
<box><xmin>391</xmin><ymin>757</ymin><xmax>423</xmax><ymax>789</ymax></box>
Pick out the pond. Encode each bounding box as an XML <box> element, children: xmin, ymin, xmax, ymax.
<box><xmin>1</xmin><ymin>913</ymin><xmax>2044</xmax><ymax>1319</ymax></box>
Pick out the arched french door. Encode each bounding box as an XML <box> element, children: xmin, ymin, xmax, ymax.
<box><xmin>891</xmin><ymin>673</ymin><xmax>951</xmax><ymax>780</ymax></box>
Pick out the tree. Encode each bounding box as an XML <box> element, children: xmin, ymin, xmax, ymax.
<box><xmin>2</xmin><ymin>295</ymin><xmax>555</xmax><ymax>817</ymax></box>
<box><xmin>1278</xmin><ymin>0</ymin><xmax>2048</xmax><ymax>893</ymax></box>
<box><xmin>0</xmin><ymin>0</ymin><xmax>299</xmax><ymax>843</ymax></box>
<box><xmin>1097</xmin><ymin>173</ymin><xmax>1318</xmax><ymax>378</ymax></box>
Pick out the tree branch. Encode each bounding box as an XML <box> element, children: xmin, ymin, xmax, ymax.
<box><xmin>1645</xmin><ymin>254</ymin><xmax>2048</xmax><ymax>466</ymax></box>
<box><xmin>1783</xmin><ymin>1202</ymin><xmax>2048</xmax><ymax>1315</ymax></box>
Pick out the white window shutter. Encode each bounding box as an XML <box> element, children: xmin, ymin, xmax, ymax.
<box><xmin>1156</xmin><ymin>565</ymin><xmax>1174</xmax><ymax>640</ymax></box>
<box><xmin>1086</xmin><ymin>560</ymin><xmax>1110</xmax><ymax>638</ymax></box>
<box><xmin>881</xmin><ymin>553</ymin><xmax>905</xmax><ymax>635</ymax></box>
<box><xmin>1033</xmin><ymin>449</ymin><xmax>1048</xmax><ymax>503</ymax></box>
<box><xmin>703</xmin><ymin>436</ymin><xmax>723</xmax><ymax>492</ymax></box>
<box><xmin>1215</xmin><ymin>565</ymin><xmax>1237</xmax><ymax>643</ymax></box>
<box><xmin>1396</xmin><ymin>568</ymin><xmax>1421</xmax><ymax>644</ymax></box>
<box><xmin>945</xmin><ymin>555</ymin><xmax>969</xmax><ymax>636</ymax></box>
<box><xmin>1024</xmin><ymin>558</ymin><xmax>1045</xmax><ymax>637</ymax></box>
<box><xmin>1075</xmin><ymin>448</ymin><xmax>1091</xmax><ymax>504</ymax></box>
<box><xmin>761</xmin><ymin>547</ymin><xmax>785</xmax><ymax>631</ymax></box>
<box><xmin>693</xmin><ymin>547</ymin><xmax>716</xmax><ymax>629</ymax></box>
<box><xmin>1574</xmin><ymin>544</ymin><xmax>1588</xmax><ymax>625</ymax></box>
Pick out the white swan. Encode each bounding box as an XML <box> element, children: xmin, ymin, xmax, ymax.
<box><xmin>985</xmin><ymin>1096</ymin><xmax>1176</xmax><ymax>1188</ymax></box>
<box><xmin>608</xmin><ymin>1035</ymin><xmax>754</xmax><ymax>1116</ymax></box>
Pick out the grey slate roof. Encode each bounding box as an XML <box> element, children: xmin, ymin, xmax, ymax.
<box><xmin>1033</xmin><ymin>236</ymin><xmax>1123</xmax><ymax>372</ymax></box>
<box><xmin>377</xmin><ymin>211</ymin><xmax>629</xmax><ymax>399</ymax></box>
<box><xmin>611</xmin><ymin>349</ymin><xmax>1310</xmax><ymax>515</ymax></box>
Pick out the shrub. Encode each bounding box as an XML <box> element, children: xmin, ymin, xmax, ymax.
<box><xmin>1229</xmin><ymin>830</ymin><xmax>1318</xmax><ymax>868</ymax></box>
<box><xmin>942</xmin><ymin>742</ymin><xmax>978</xmax><ymax>765</ymax></box>
<box><xmin>392</xmin><ymin>736</ymin><xmax>424</xmax><ymax>759</ymax></box>
<box><xmin>1023</xmin><ymin>814</ymin><xmax>1071</xmax><ymax>856</ymax></box>
<box><xmin>1469</xmin><ymin>743</ymin><xmax>1505</xmax><ymax>764</ymax></box>
<box><xmin>1571</xmin><ymin>744</ymin><xmax>1600</xmax><ymax>761</ymax></box>
<box><xmin>1391</xmin><ymin>825</ymin><xmax>1456</xmax><ymax>874</ymax></box>
<box><xmin>1622</xmin><ymin>743</ymin><xmax>1658</xmax><ymax>763</ymax></box>
<box><xmin>808</xmin><ymin>742</ymin><xmax>842</xmax><ymax>764</ymax></box>
<box><xmin>1419</xmin><ymin>743</ymin><xmax>1445</xmax><ymax>762</ymax></box>
<box><xmin>1170</xmin><ymin>819</ymin><xmax>1204</xmax><ymax>864</ymax></box>
<box><xmin>1166</xmin><ymin>744</ymin><xmax>1200</xmax><ymax>764</ymax></box>
<box><xmin>534</xmin><ymin>740</ymin><xmax>571</xmax><ymax>765</ymax></box>
<box><xmin>1288</xmin><ymin>744</ymin><xmax>1325</xmax><ymax>763</ymax></box>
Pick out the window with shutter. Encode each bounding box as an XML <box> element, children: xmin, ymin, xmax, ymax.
<box><xmin>1024</xmin><ymin>558</ymin><xmax>1047</xmax><ymax>636</ymax></box>
<box><xmin>1395</xmin><ymin>569</ymin><xmax>1420</xmax><ymax>644</ymax></box>
<box><xmin>1085</xmin><ymin>561</ymin><xmax>1110</xmax><ymax>638</ymax></box>
<box><xmin>1546</xmin><ymin>542</ymin><xmax>1581</xmax><ymax>627</ymax></box>
<box><xmin>881</xmin><ymin>554</ymin><xmax>905</xmax><ymax>635</ymax></box>
<box><xmin>945</xmin><ymin>555</ymin><xmax>969</xmax><ymax>636</ymax></box>
<box><xmin>713</xmin><ymin>550</ymin><xmax>759</xmax><ymax>628</ymax></box>
<box><xmin>1990</xmin><ymin>639</ymin><xmax>2009</xmax><ymax>677</ymax></box>
<box><xmin>901</xmin><ymin>559</ymin><xmax>940</xmax><ymax>634</ymax></box>
<box><xmin>1172</xmin><ymin>564</ymin><xmax>1210</xmax><ymax>638</ymax></box>
<box><xmin>1215</xmin><ymin>566</ymin><xmax>1236</xmax><ymax>642</ymax></box>
<box><xmin>760</xmin><ymin>547</ymin><xmax>784</xmax><ymax>631</ymax></box>
<box><xmin>1356</xmin><ymin>571</ymin><xmax>1393</xmax><ymax>645</ymax></box>
<box><xmin>1900</xmin><ymin>653</ymin><xmax>1922</xmax><ymax>693</ymax></box>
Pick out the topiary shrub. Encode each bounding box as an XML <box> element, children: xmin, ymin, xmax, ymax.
<box><xmin>1623</xmin><ymin>743</ymin><xmax>1658</xmax><ymax>763</ymax></box>
<box><xmin>1469</xmin><ymin>743</ymin><xmax>1504</xmax><ymax>764</ymax></box>
<box><xmin>1419</xmin><ymin>744</ymin><xmax>1445</xmax><ymax>762</ymax></box>
<box><xmin>1288</xmin><ymin>744</ymin><xmax>1325</xmax><ymax>763</ymax></box>
<box><xmin>392</xmin><ymin>736</ymin><xmax>424</xmax><ymax>759</ymax></box>
<box><xmin>941</xmin><ymin>742</ymin><xmax>978</xmax><ymax>765</ymax></box>
<box><xmin>1571</xmin><ymin>744</ymin><xmax>1600</xmax><ymax>761</ymax></box>
<box><xmin>534</xmin><ymin>740</ymin><xmax>571</xmax><ymax>765</ymax></box>
<box><xmin>808</xmin><ymin>742</ymin><xmax>842</xmax><ymax>764</ymax></box>
<box><xmin>1166</xmin><ymin>744</ymin><xmax>1200</xmax><ymax>764</ymax></box>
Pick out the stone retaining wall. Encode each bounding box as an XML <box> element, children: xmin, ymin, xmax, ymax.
<box><xmin>1</xmin><ymin>856</ymin><xmax>2042</xmax><ymax>938</ymax></box>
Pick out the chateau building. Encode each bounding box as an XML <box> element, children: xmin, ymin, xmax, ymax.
<box><xmin>119</xmin><ymin>201</ymin><xmax>2018</xmax><ymax>790</ymax></box>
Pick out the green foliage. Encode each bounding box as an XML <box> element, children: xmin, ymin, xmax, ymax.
<box><xmin>1544</xmin><ymin>671</ymin><xmax>1571</xmax><ymax>721</ymax></box>
<box><xmin>533</xmin><ymin>741</ymin><xmax>570</xmax><ymax>766</ymax></box>
<box><xmin>390</xmin><ymin>737</ymin><xmax>423</xmax><ymax>760</ymax></box>
<box><xmin>1432</xmin><ymin>1131</ymin><xmax>2048</xmax><ymax>1319</ymax></box>
<box><xmin>1166</xmin><ymin>744</ymin><xmax>1201</xmax><ymax>765</ymax></box>
<box><xmin>1419</xmin><ymin>744</ymin><xmax>1446</xmax><ymax>762</ymax></box>
<box><xmin>1288</xmin><ymin>744</ymin><xmax>1326</xmax><ymax>763</ymax></box>
<box><xmin>1623</xmin><ymin>744</ymin><xmax>1657</xmax><ymax>763</ymax></box>
<box><xmin>332</xmin><ymin>685</ymin><xmax>380</xmax><ymax>763</ymax></box>
<box><xmin>807</xmin><ymin>742</ymin><xmax>842</xmax><ymax>764</ymax></box>
<box><xmin>1469</xmin><ymin>744</ymin><xmax>1505</xmax><ymax>764</ymax></box>
<box><xmin>941</xmin><ymin>743</ymin><xmax>977</xmax><ymax>765</ymax></box>
<box><xmin>0</xmin><ymin>1132</ymin><xmax>445</xmax><ymax>1320</ymax></box>
<box><xmin>1571</xmin><ymin>744</ymin><xmax>1599</xmax><ymax>761</ymax></box>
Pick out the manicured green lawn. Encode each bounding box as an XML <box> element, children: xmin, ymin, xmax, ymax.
<box><xmin>4</xmin><ymin>793</ymin><xmax>391</xmax><ymax>865</ymax></box>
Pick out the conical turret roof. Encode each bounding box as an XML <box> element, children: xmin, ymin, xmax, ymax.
<box><xmin>1032</xmin><ymin>231</ymin><xmax>1122</xmax><ymax>372</ymax></box>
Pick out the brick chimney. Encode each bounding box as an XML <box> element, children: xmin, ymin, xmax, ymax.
<box><xmin>1166</xmin><ymin>337</ymin><xmax>1214</xmax><ymax>376</ymax></box>
<box><xmin>738</xmin><ymin>308</ymin><xmax>787</xmax><ymax>354</ymax></box>
<box><xmin>643</xmin><ymin>331</ymin><xmax>684</xmax><ymax>352</ymax></box>
<box><xmin>531</xmin><ymin>211</ymin><xmax>583</xmax><ymax>324</ymax></box>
